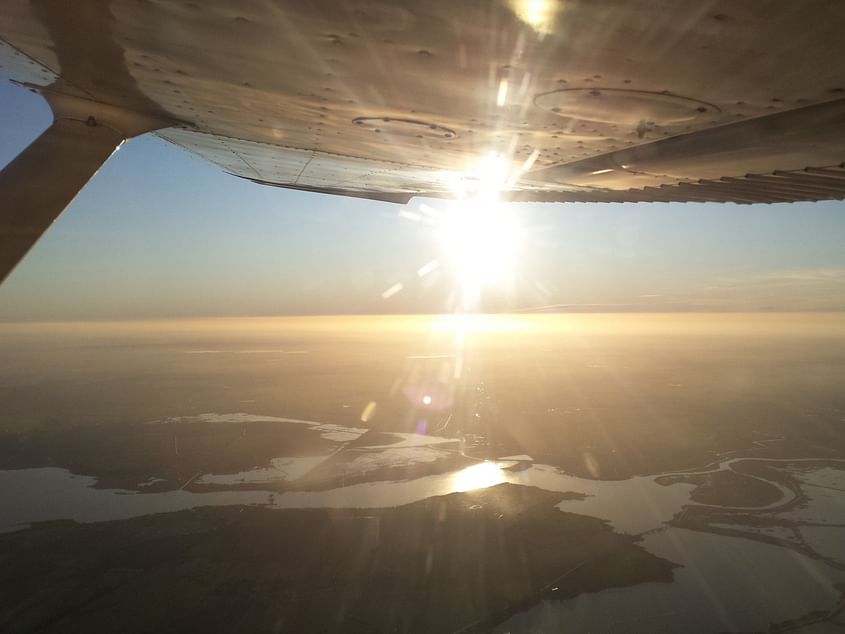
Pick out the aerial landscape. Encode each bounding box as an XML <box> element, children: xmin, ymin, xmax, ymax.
<box><xmin>1</xmin><ymin>314</ymin><xmax>845</xmax><ymax>632</ymax></box>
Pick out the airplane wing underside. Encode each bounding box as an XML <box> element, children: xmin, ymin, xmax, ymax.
<box><xmin>2</xmin><ymin>0</ymin><xmax>845</xmax><ymax>206</ymax></box>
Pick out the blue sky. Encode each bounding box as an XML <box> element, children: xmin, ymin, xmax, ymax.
<box><xmin>0</xmin><ymin>78</ymin><xmax>843</xmax><ymax>320</ymax></box>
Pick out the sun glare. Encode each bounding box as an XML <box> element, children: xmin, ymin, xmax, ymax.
<box><xmin>436</xmin><ymin>152</ymin><xmax>524</xmax><ymax>308</ymax></box>
<box><xmin>394</xmin><ymin>151</ymin><xmax>527</xmax><ymax>310</ymax></box>
<box><xmin>510</xmin><ymin>0</ymin><xmax>557</xmax><ymax>35</ymax></box>
<box><xmin>452</xmin><ymin>461</ymin><xmax>506</xmax><ymax>492</ymax></box>
<box><xmin>441</xmin><ymin>201</ymin><xmax>522</xmax><ymax>306</ymax></box>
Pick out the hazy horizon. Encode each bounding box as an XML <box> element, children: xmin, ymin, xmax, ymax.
<box><xmin>1</xmin><ymin>308</ymin><xmax>845</xmax><ymax>327</ymax></box>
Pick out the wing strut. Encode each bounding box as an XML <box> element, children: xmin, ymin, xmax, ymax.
<box><xmin>0</xmin><ymin>86</ymin><xmax>172</xmax><ymax>283</ymax></box>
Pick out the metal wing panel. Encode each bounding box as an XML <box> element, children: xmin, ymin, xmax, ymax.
<box><xmin>0</xmin><ymin>38</ymin><xmax>56</xmax><ymax>87</ymax></box>
<box><xmin>3</xmin><ymin>0</ymin><xmax>845</xmax><ymax>203</ymax></box>
<box><xmin>156</xmin><ymin>128</ymin><xmax>458</xmax><ymax>196</ymax></box>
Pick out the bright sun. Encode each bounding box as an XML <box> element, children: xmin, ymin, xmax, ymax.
<box><xmin>438</xmin><ymin>153</ymin><xmax>524</xmax><ymax>308</ymax></box>
<box><xmin>390</xmin><ymin>151</ymin><xmax>528</xmax><ymax>310</ymax></box>
<box><xmin>441</xmin><ymin>201</ymin><xmax>522</xmax><ymax>305</ymax></box>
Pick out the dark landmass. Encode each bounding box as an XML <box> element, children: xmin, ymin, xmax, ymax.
<box><xmin>0</xmin><ymin>421</ymin><xmax>337</xmax><ymax>491</ymax></box>
<box><xmin>0</xmin><ymin>413</ymin><xmax>463</xmax><ymax>497</ymax></box>
<box><xmin>670</xmin><ymin>507</ymin><xmax>812</xmax><ymax>558</ymax></box>
<box><xmin>0</xmin><ymin>484</ymin><xmax>673</xmax><ymax>634</ymax></box>
<box><xmin>0</xmin><ymin>422</ymin><xmax>471</xmax><ymax>493</ymax></box>
<box><xmin>655</xmin><ymin>469</ymin><xmax>784</xmax><ymax>507</ymax></box>
<box><xmin>665</xmin><ymin>461</ymin><xmax>845</xmax><ymax>569</ymax></box>
<box><xmin>731</xmin><ymin>458</ymin><xmax>826</xmax><ymax>491</ymax></box>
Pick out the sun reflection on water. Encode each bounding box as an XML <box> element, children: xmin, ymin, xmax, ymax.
<box><xmin>452</xmin><ymin>461</ymin><xmax>506</xmax><ymax>492</ymax></box>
